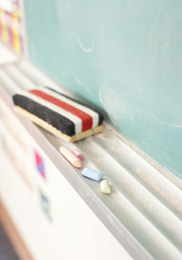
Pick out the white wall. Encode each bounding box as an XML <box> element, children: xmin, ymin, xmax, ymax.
<box><xmin>0</xmin><ymin>99</ymin><xmax>132</xmax><ymax>260</ymax></box>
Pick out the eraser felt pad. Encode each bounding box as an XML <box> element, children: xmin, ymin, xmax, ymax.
<box><xmin>13</xmin><ymin>87</ymin><xmax>104</xmax><ymax>142</ymax></box>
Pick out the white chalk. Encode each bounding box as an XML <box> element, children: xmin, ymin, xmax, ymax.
<box><xmin>71</xmin><ymin>148</ymin><xmax>84</xmax><ymax>160</ymax></box>
<box><xmin>82</xmin><ymin>168</ymin><xmax>104</xmax><ymax>181</ymax></box>
<box><xmin>100</xmin><ymin>180</ymin><xmax>111</xmax><ymax>194</ymax></box>
<box><xmin>59</xmin><ymin>146</ymin><xmax>82</xmax><ymax>169</ymax></box>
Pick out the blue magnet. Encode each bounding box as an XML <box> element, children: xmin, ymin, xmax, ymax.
<box><xmin>82</xmin><ymin>168</ymin><xmax>104</xmax><ymax>181</ymax></box>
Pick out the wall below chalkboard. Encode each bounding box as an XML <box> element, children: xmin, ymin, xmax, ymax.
<box><xmin>24</xmin><ymin>0</ymin><xmax>182</xmax><ymax>179</ymax></box>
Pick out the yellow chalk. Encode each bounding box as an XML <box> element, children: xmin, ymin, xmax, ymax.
<box><xmin>100</xmin><ymin>179</ymin><xmax>111</xmax><ymax>194</ymax></box>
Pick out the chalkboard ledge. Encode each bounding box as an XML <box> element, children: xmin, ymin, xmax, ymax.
<box><xmin>0</xmin><ymin>61</ymin><xmax>182</xmax><ymax>260</ymax></box>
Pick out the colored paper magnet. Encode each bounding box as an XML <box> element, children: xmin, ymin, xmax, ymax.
<box><xmin>34</xmin><ymin>150</ymin><xmax>46</xmax><ymax>180</ymax></box>
<box><xmin>39</xmin><ymin>190</ymin><xmax>52</xmax><ymax>221</ymax></box>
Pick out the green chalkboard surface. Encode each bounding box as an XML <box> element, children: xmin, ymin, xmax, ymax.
<box><xmin>24</xmin><ymin>0</ymin><xmax>182</xmax><ymax>179</ymax></box>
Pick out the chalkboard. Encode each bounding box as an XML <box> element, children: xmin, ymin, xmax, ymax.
<box><xmin>24</xmin><ymin>0</ymin><xmax>182</xmax><ymax>179</ymax></box>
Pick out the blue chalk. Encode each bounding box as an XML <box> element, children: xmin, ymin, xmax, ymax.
<box><xmin>82</xmin><ymin>168</ymin><xmax>104</xmax><ymax>181</ymax></box>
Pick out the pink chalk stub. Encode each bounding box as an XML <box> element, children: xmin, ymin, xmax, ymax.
<box><xmin>71</xmin><ymin>148</ymin><xmax>84</xmax><ymax>161</ymax></box>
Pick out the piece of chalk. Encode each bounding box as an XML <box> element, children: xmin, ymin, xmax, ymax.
<box><xmin>59</xmin><ymin>146</ymin><xmax>82</xmax><ymax>169</ymax></box>
<box><xmin>71</xmin><ymin>148</ymin><xmax>84</xmax><ymax>160</ymax></box>
<box><xmin>82</xmin><ymin>168</ymin><xmax>104</xmax><ymax>181</ymax></box>
<box><xmin>100</xmin><ymin>180</ymin><xmax>111</xmax><ymax>194</ymax></box>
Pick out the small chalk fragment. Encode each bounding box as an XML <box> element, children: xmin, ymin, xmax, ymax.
<box><xmin>100</xmin><ymin>180</ymin><xmax>111</xmax><ymax>194</ymax></box>
<box><xmin>59</xmin><ymin>146</ymin><xmax>82</xmax><ymax>169</ymax></box>
<box><xmin>71</xmin><ymin>148</ymin><xmax>84</xmax><ymax>160</ymax></box>
<box><xmin>82</xmin><ymin>168</ymin><xmax>104</xmax><ymax>181</ymax></box>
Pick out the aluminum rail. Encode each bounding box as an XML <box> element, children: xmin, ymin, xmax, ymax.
<box><xmin>0</xmin><ymin>60</ymin><xmax>182</xmax><ymax>260</ymax></box>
